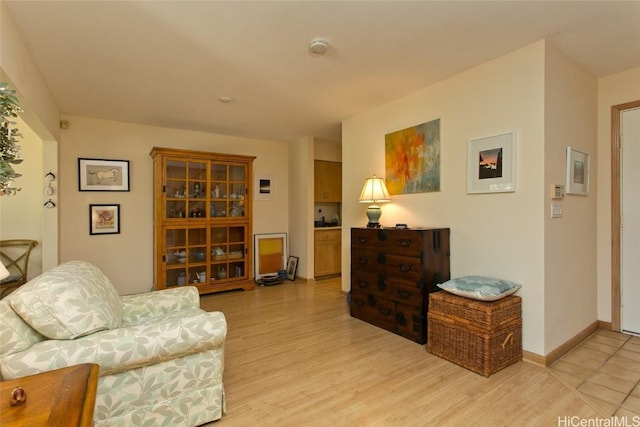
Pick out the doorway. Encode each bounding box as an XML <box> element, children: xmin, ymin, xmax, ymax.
<box><xmin>611</xmin><ymin>100</ymin><xmax>640</xmax><ymax>333</ymax></box>
<box><xmin>621</xmin><ymin>106</ymin><xmax>640</xmax><ymax>335</ymax></box>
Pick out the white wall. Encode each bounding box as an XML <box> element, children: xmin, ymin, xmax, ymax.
<box><xmin>543</xmin><ymin>43</ymin><xmax>598</xmax><ymax>352</ymax></box>
<box><xmin>314</xmin><ymin>138</ymin><xmax>341</xmax><ymax>162</ymax></box>
<box><xmin>2</xmin><ymin>2</ymin><xmax>61</xmax><ymax>272</ymax></box>
<box><xmin>0</xmin><ymin>2</ymin><xmax>60</xmax><ymax>142</ymax></box>
<box><xmin>59</xmin><ymin>116</ymin><xmax>289</xmax><ymax>295</ymax></box>
<box><xmin>289</xmin><ymin>137</ymin><xmax>315</xmax><ymax>279</ymax></box>
<box><xmin>597</xmin><ymin>67</ymin><xmax>640</xmax><ymax>322</ymax></box>
<box><xmin>343</xmin><ymin>41</ymin><xmax>551</xmax><ymax>355</ymax></box>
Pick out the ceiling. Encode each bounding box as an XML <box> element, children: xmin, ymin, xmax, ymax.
<box><xmin>4</xmin><ymin>1</ymin><xmax>640</xmax><ymax>143</ymax></box>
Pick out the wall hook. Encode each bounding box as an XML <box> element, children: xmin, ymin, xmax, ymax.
<box><xmin>44</xmin><ymin>199</ymin><xmax>56</xmax><ymax>208</ymax></box>
<box><xmin>45</xmin><ymin>171</ymin><xmax>56</xmax><ymax>181</ymax></box>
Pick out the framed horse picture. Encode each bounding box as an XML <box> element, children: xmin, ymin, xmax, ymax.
<box><xmin>78</xmin><ymin>158</ymin><xmax>130</xmax><ymax>191</ymax></box>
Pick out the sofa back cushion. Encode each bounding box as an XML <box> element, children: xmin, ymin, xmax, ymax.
<box><xmin>0</xmin><ymin>299</ymin><xmax>45</xmax><ymax>358</ymax></box>
<box><xmin>9</xmin><ymin>260</ymin><xmax>123</xmax><ymax>339</ymax></box>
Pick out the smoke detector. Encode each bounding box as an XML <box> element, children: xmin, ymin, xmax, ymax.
<box><xmin>308</xmin><ymin>38</ymin><xmax>329</xmax><ymax>55</ymax></box>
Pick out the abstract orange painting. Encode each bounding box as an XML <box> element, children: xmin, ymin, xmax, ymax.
<box><xmin>385</xmin><ymin>119</ymin><xmax>440</xmax><ymax>195</ymax></box>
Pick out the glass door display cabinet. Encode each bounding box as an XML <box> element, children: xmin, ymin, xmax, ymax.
<box><xmin>151</xmin><ymin>147</ymin><xmax>256</xmax><ymax>294</ymax></box>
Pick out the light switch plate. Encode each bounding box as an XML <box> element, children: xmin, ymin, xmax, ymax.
<box><xmin>551</xmin><ymin>202</ymin><xmax>563</xmax><ymax>218</ymax></box>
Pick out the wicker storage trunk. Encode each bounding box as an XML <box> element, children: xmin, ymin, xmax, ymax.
<box><xmin>427</xmin><ymin>291</ymin><xmax>522</xmax><ymax>377</ymax></box>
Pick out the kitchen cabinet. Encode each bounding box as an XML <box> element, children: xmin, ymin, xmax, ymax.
<box><xmin>314</xmin><ymin>160</ymin><xmax>342</xmax><ymax>202</ymax></box>
<box><xmin>150</xmin><ymin>147</ymin><xmax>256</xmax><ymax>294</ymax></box>
<box><xmin>314</xmin><ymin>228</ymin><xmax>341</xmax><ymax>278</ymax></box>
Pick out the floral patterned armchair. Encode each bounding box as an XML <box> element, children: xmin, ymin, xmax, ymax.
<box><xmin>0</xmin><ymin>260</ymin><xmax>227</xmax><ymax>427</ymax></box>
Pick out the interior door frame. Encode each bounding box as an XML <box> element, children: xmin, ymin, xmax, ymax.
<box><xmin>611</xmin><ymin>100</ymin><xmax>640</xmax><ymax>332</ymax></box>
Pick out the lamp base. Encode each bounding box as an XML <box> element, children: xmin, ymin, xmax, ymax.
<box><xmin>366</xmin><ymin>204</ymin><xmax>382</xmax><ymax>228</ymax></box>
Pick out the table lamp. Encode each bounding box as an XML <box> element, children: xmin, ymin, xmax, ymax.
<box><xmin>358</xmin><ymin>175</ymin><xmax>390</xmax><ymax>228</ymax></box>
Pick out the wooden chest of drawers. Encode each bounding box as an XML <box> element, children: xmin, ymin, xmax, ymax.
<box><xmin>349</xmin><ymin>227</ymin><xmax>450</xmax><ymax>344</ymax></box>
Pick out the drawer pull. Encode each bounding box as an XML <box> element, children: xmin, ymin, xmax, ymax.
<box><xmin>398</xmin><ymin>264</ymin><xmax>411</xmax><ymax>273</ymax></box>
<box><xmin>357</xmin><ymin>280</ymin><xmax>368</xmax><ymax>289</ymax></box>
<box><xmin>380</xmin><ymin>307</ymin><xmax>391</xmax><ymax>316</ymax></box>
<box><xmin>397</xmin><ymin>289</ymin><xmax>411</xmax><ymax>299</ymax></box>
<box><xmin>357</xmin><ymin>257</ymin><xmax>369</xmax><ymax>265</ymax></box>
<box><xmin>433</xmin><ymin>230</ymin><xmax>441</xmax><ymax>252</ymax></box>
<box><xmin>357</xmin><ymin>236</ymin><xmax>368</xmax><ymax>244</ymax></box>
<box><xmin>398</xmin><ymin>239</ymin><xmax>412</xmax><ymax>247</ymax></box>
<box><xmin>377</xmin><ymin>229</ymin><xmax>388</xmax><ymax>241</ymax></box>
<box><xmin>377</xmin><ymin>252</ymin><xmax>387</xmax><ymax>264</ymax></box>
<box><xmin>395</xmin><ymin>312</ymin><xmax>407</xmax><ymax>326</ymax></box>
<box><xmin>376</xmin><ymin>276</ymin><xmax>386</xmax><ymax>291</ymax></box>
<box><xmin>367</xmin><ymin>294</ymin><xmax>377</xmax><ymax>306</ymax></box>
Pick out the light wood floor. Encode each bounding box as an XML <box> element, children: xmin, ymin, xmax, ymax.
<box><xmin>200</xmin><ymin>277</ymin><xmax>605</xmax><ymax>426</ymax></box>
<box><xmin>550</xmin><ymin>329</ymin><xmax>640</xmax><ymax>418</ymax></box>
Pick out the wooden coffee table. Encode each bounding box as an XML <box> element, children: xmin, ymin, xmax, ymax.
<box><xmin>0</xmin><ymin>363</ymin><xmax>99</xmax><ymax>426</ymax></box>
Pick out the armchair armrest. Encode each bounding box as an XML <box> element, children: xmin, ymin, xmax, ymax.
<box><xmin>120</xmin><ymin>286</ymin><xmax>200</xmax><ymax>326</ymax></box>
<box><xmin>0</xmin><ymin>311</ymin><xmax>227</xmax><ymax>380</ymax></box>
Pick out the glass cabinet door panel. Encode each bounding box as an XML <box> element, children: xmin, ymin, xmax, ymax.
<box><xmin>166</xmin><ymin>160</ymin><xmax>186</xmax><ymax>179</ymax></box>
<box><xmin>188</xmin><ymin>162</ymin><xmax>207</xmax><ymax>181</ymax></box>
<box><xmin>190</xmin><ymin>180</ymin><xmax>206</xmax><ymax>200</ymax></box>
<box><xmin>166</xmin><ymin>182</ymin><xmax>187</xmax><ymax>198</ymax></box>
<box><xmin>211</xmin><ymin>164</ymin><xmax>227</xmax><ymax>182</ymax></box>
<box><xmin>164</xmin><ymin>228</ymin><xmax>187</xmax><ymax>286</ymax></box>
<box><xmin>229</xmin><ymin>243</ymin><xmax>245</xmax><ymax>261</ymax></box>
<box><xmin>229</xmin><ymin>165</ymin><xmax>245</xmax><ymax>182</ymax></box>
<box><xmin>211</xmin><ymin>227</ymin><xmax>227</xmax><ymax>245</ymax></box>
<box><xmin>166</xmin><ymin>200</ymin><xmax>186</xmax><ymax>219</ymax></box>
<box><xmin>166</xmin><ymin>268</ymin><xmax>187</xmax><ymax>287</ymax></box>
<box><xmin>229</xmin><ymin>200</ymin><xmax>245</xmax><ymax>218</ymax></box>
<box><xmin>211</xmin><ymin>183</ymin><xmax>225</xmax><ymax>199</ymax></box>
<box><xmin>165</xmin><ymin>228</ymin><xmax>186</xmax><ymax>248</ymax></box>
<box><xmin>230</xmin><ymin>262</ymin><xmax>244</xmax><ymax>278</ymax></box>
<box><xmin>229</xmin><ymin>182</ymin><xmax>245</xmax><ymax>198</ymax></box>
<box><xmin>187</xmin><ymin>227</ymin><xmax>207</xmax><ymax>246</ymax></box>
<box><xmin>187</xmin><ymin>200</ymin><xmax>206</xmax><ymax>218</ymax></box>
<box><xmin>229</xmin><ymin>226</ymin><xmax>245</xmax><ymax>243</ymax></box>
<box><xmin>165</xmin><ymin>160</ymin><xmax>187</xmax><ymax>220</ymax></box>
<box><xmin>210</xmin><ymin>201</ymin><xmax>227</xmax><ymax>218</ymax></box>
<box><xmin>166</xmin><ymin>160</ymin><xmax>187</xmax><ymax>198</ymax></box>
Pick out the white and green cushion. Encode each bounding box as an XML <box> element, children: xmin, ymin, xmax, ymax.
<box><xmin>120</xmin><ymin>286</ymin><xmax>200</xmax><ymax>326</ymax></box>
<box><xmin>0</xmin><ymin>311</ymin><xmax>227</xmax><ymax>379</ymax></box>
<box><xmin>9</xmin><ymin>260</ymin><xmax>123</xmax><ymax>339</ymax></box>
<box><xmin>437</xmin><ymin>275</ymin><xmax>521</xmax><ymax>301</ymax></box>
<box><xmin>0</xmin><ymin>299</ymin><xmax>45</xmax><ymax>356</ymax></box>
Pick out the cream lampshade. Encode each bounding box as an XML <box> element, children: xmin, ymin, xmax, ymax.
<box><xmin>358</xmin><ymin>175</ymin><xmax>390</xmax><ymax>228</ymax></box>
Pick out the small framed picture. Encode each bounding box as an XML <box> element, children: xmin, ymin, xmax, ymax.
<box><xmin>79</xmin><ymin>158</ymin><xmax>130</xmax><ymax>191</ymax></box>
<box><xmin>286</xmin><ymin>256</ymin><xmax>299</xmax><ymax>281</ymax></box>
<box><xmin>566</xmin><ymin>147</ymin><xmax>590</xmax><ymax>195</ymax></box>
<box><xmin>89</xmin><ymin>204</ymin><xmax>120</xmax><ymax>235</ymax></box>
<box><xmin>255</xmin><ymin>173</ymin><xmax>275</xmax><ymax>201</ymax></box>
<box><xmin>467</xmin><ymin>132</ymin><xmax>516</xmax><ymax>194</ymax></box>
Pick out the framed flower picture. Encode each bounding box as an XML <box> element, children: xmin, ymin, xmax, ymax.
<box><xmin>89</xmin><ymin>204</ymin><xmax>120</xmax><ymax>235</ymax></box>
